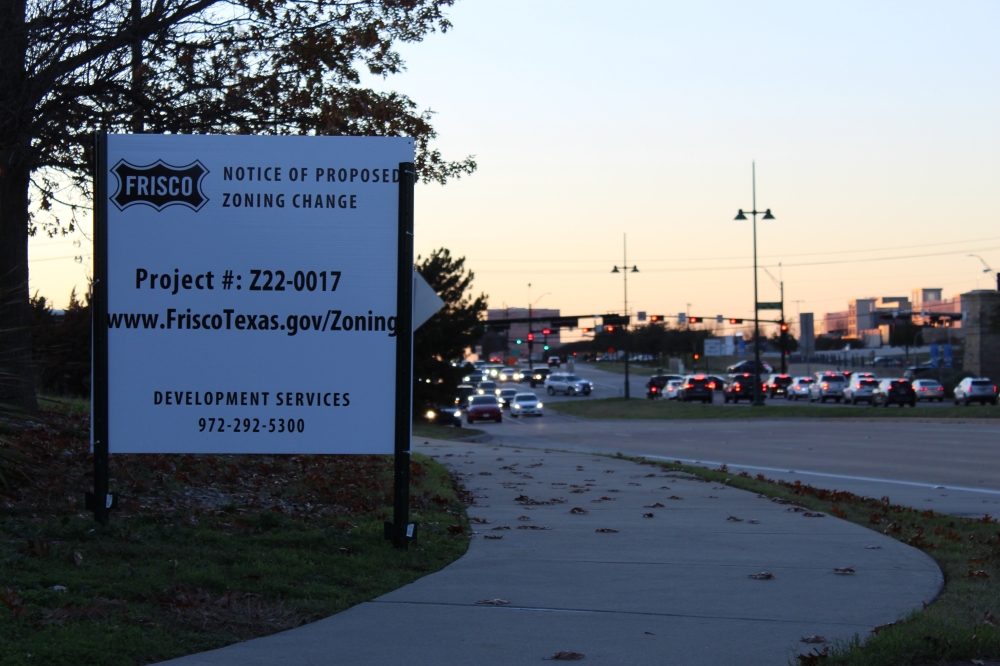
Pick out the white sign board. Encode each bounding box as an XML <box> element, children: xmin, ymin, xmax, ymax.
<box><xmin>101</xmin><ymin>135</ymin><xmax>413</xmax><ymax>454</ymax></box>
<box><xmin>703</xmin><ymin>339</ymin><xmax>723</xmax><ymax>357</ymax></box>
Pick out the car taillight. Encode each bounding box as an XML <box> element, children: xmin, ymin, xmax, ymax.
<box><xmin>735</xmin><ymin>386</ymin><xmax>741</xmax><ymax>391</ymax></box>
<box><xmin>822</xmin><ymin>383</ymin><xmax>828</xmax><ymax>389</ymax></box>
<box><xmin>651</xmin><ymin>386</ymin><xmax>657</xmax><ymax>392</ymax></box>
<box><xmin>708</xmin><ymin>382</ymin><xmax>716</xmax><ymax>389</ymax></box>
<box><xmin>685</xmin><ymin>384</ymin><xmax>693</xmax><ymax>389</ymax></box>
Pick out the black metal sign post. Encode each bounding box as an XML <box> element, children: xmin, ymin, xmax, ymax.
<box><xmin>88</xmin><ymin>132</ymin><xmax>117</xmax><ymax>524</ymax></box>
<box><xmin>387</xmin><ymin>161</ymin><xmax>416</xmax><ymax>549</ymax></box>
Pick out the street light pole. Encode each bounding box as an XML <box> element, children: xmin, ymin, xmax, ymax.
<box><xmin>735</xmin><ymin>162</ymin><xmax>775</xmax><ymax>407</ymax></box>
<box><xmin>612</xmin><ymin>233</ymin><xmax>639</xmax><ymax>399</ymax></box>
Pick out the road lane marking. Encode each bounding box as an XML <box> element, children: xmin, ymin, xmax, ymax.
<box><xmin>643</xmin><ymin>456</ymin><xmax>1000</xmax><ymax>496</ymax></box>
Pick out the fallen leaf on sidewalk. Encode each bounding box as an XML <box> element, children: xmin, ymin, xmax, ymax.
<box><xmin>517</xmin><ymin>525</ymin><xmax>551</xmax><ymax>530</ymax></box>
<box><xmin>72</xmin><ymin>551</ymin><xmax>84</xmax><ymax>566</ymax></box>
<box><xmin>518</xmin><ymin>516</ymin><xmax>531</xmax><ymax>521</ymax></box>
<box><xmin>491</xmin><ymin>525</ymin><xmax>511</xmax><ymax>530</ymax></box>
<box><xmin>569</xmin><ymin>507</ymin><xmax>589</xmax><ymax>515</ymax></box>
<box><xmin>748</xmin><ymin>520</ymin><xmax>760</xmax><ymax>524</ymax></box>
<box><xmin>595</xmin><ymin>528</ymin><xmax>619</xmax><ymax>533</ymax></box>
<box><xmin>787</xmin><ymin>507</ymin><xmax>806</xmax><ymax>512</ymax></box>
<box><xmin>591</xmin><ymin>497</ymin><xmax>616</xmax><ymax>503</ymax></box>
<box><xmin>667</xmin><ymin>496</ymin><xmax>684</xmax><ymax>500</ymax></box>
<box><xmin>483</xmin><ymin>535</ymin><xmax>503</xmax><ymax>540</ymax></box>
<box><xmin>544</xmin><ymin>651</ymin><xmax>585</xmax><ymax>661</ymax></box>
<box><xmin>727</xmin><ymin>516</ymin><xmax>744</xmax><ymax>522</ymax></box>
<box><xmin>469</xmin><ymin>517</ymin><xmax>490</xmax><ymax>524</ymax></box>
<box><xmin>644</xmin><ymin>502</ymin><xmax>665</xmax><ymax>508</ymax></box>
<box><xmin>968</xmin><ymin>569</ymin><xmax>990</xmax><ymax>579</ymax></box>
<box><xmin>659</xmin><ymin>486</ymin><xmax>671</xmax><ymax>490</ymax></box>
<box><xmin>476</xmin><ymin>598</ymin><xmax>509</xmax><ymax>605</ymax></box>
<box><xmin>642</xmin><ymin>513</ymin><xmax>654</xmax><ymax>518</ymax></box>
<box><xmin>865</xmin><ymin>546</ymin><xmax>881</xmax><ymax>550</ymax></box>
<box><xmin>833</xmin><ymin>567</ymin><xmax>856</xmax><ymax>575</ymax></box>
<box><xmin>802</xmin><ymin>512</ymin><xmax>825</xmax><ymax>518</ymax></box>
<box><xmin>748</xmin><ymin>572</ymin><xmax>774</xmax><ymax>580</ymax></box>
<box><xmin>800</xmin><ymin>636</ymin><xmax>827</xmax><ymax>644</ymax></box>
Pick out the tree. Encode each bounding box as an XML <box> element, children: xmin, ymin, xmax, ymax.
<box><xmin>889</xmin><ymin>321</ymin><xmax>923</xmax><ymax>361</ymax></box>
<box><xmin>413</xmin><ymin>248</ymin><xmax>486</xmax><ymax>413</ymax></box>
<box><xmin>1</xmin><ymin>0</ymin><xmax>475</xmax><ymax>409</ymax></box>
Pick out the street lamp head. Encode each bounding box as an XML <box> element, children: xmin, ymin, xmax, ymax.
<box><xmin>631</xmin><ymin>266</ymin><xmax>639</xmax><ymax>273</ymax></box>
<box><xmin>762</xmin><ymin>209</ymin><xmax>775</xmax><ymax>220</ymax></box>
<box><xmin>734</xmin><ymin>209</ymin><xmax>747</xmax><ymax>220</ymax></box>
<box><xmin>611</xmin><ymin>266</ymin><xmax>620</xmax><ymax>273</ymax></box>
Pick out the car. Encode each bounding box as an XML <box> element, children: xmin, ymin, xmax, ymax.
<box><xmin>498</xmin><ymin>368</ymin><xmax>518</xmax><ymax>382</ymax></box>
<box><xmin>548</xmin><ymin>356</ymin><xmax>561</xmax><ymax>368</ymax></box>
<box><xmin>848</xmin><ymin>372</ymin><xmax>876</xmax><ymax>385</ymax></box>
<box><xmin>424</xmin><ymin>405</ymin><xmax>462</xmax><ymax>427</ymax></box>
<box><xmin>645</xmin><ymin>374</ymin><xmax>682</xmax><ymax>399</ymax></box>
<box><xmin>723</xmin><ymin>374</ymin><xmax>760</xmax><ymax>403</ymax></box>
<box><xmin>809</xmin><ymin>373</ymin><xmax>846</xmax><ymax>403</ymax></box>
<box><xmin>466</xmin><ymin>395</ymin><xmax>503</xmax><ymax>423</ymax></box>
<box><xmin>764</xmin><ymin>374</ymin><xmax>793</xmax><ymax>398</ymax></box>
<box><xmin>786</xmin><ymin>376</ymin><xmax>813</xmax><ymax>401</ymax></box>
<box><xmin>482</xmin><ymin>364</ymin><xmax>504</xmax><ymax>379</ymax></box>
<box><xmin>529</xmin><ymin>367</ymin><xmax>551</xmax><ymax>388</ymax></box>
<box><xmin>677</xmin><ymin>375</ymin><xmax>713</xmax><ymax>403</ymax></box>
<box><xmin>454</xmin><ymin>384</ymin><xmax>475</xmax><ymax>409</ymax></box>
<box><xmin>844</xmin><ymin>377</ymin><xmax>879</xmax><ymax>404</ymax></box>
<box><xmin>462</xmin><ymin>371</ymin><xmax>484</xmax><ymax>384</ymax></box>
<box><xmin>705</xmin><ymin>375</ymin><xmax>727</xmax><ymax>391</ymax></box>
<box><xmin>953</xmin><ymin>378</ymin><xmax>998</xmax><ymax>406</ymax></box>
<box><xmin>726</xmin><ymin>360</ymin><xmax>774</xmax><ymax>376</ymax></box>
<box><xmin>545</xmin><ymin>373</ymin><xmax>594</xmax><ymax>396</ymax></box>
<box><xmin>912</xmin><ymin>379</ymin><xmax>946</xmax><ymax>402</ymax></box>
<box><xmin>510</xmin><ymin>392</ymin><xmax>544</xmax><ymax>417</ymax></box>
<box><xmin>497</xmin><ymin>387</ymin><xmax>519</xmax><ymax>409</ymax></box>
<box><xmin>873</xmin><ymin>357</ymin><xmax>904</xmax><ymax>367</ymax></box>
<box><xmin>872</xmin><ymin>378</ymin><xmax>916</xmax><ymax>408</ymax></box>
<box><xmin>664</xmin><ymin>380</ymin><xmax>684</xmax><ymax>400</ymax></box>
<box><xmin>472</xmin><ymin>360</ymin><xmax>486</xmax><ymax>370</ymax></box>
<box><xmin>476</xmin><ymin>380</ymin><xmax>498</xmax><ymax>395</ymax></box>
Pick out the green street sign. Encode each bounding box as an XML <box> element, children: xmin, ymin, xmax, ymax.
<box><xmin>756</xmin><ymin>302</ymin><xmax>782</xmax><ymax>310</ymax></box>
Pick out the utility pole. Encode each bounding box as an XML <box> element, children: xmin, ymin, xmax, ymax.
<box><xmin>612</xmin><ymin>234</ymin><xmax>639</xmax><ymax>399</ymax></box>
<box><xmin>735</xmin><ymin>162</ymin><xmax>776</xmax><ymax>407</ymax></box>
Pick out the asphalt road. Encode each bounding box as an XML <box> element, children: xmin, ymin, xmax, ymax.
<box><xmin>466</xmin><ymin>364</ymin><xmax>1000</xmax><ymax>516</ymax></box>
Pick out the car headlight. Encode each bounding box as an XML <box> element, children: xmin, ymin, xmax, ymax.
<box><xmin>454</xmin><ymin>410</ymin><xmax>461</xmax><ymax>418</ymax></box>
<box><xmin>537</xmin><ymin>402</ymin><xmax>543</xmax><ymax>408</ymax></box>
<box><xmin>425</xmin><ymin>410</ymin><xmax>436</xmax><ymax>421</ymax></box>
<box><xmin>513</xmin><ymin>404</ymin><xmax>521</xmax><ymax>409</ymax></box>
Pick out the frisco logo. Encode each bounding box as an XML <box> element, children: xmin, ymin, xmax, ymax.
<box><xmin>110</xmin><ymin>159</ymin><xmax>209</xmax><ymax>211</ymax></box>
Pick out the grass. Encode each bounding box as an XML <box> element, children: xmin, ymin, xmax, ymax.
<box><xmin>412</xmin><ymin>424</ymin><xmax>484</xmax><ymax>441</ymax></box>
<box><xmin>547</xmin><ymin>397</ymin><xmax>1000</xmax><ymax>420</ymax></box>
<box><xmin>0</xmin><ymin>407</ymin><xmax>472</xmax><ymax>666</ymax></box>
<box><xmin>615</xmin><ymin>454</ymin><xmax>1000</xmax><ymax>665</ymax></box>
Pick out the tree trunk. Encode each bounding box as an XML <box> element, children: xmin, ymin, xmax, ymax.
<box><xmin>0</xmin><ymin>161</ymin><xmax>37</xmax><ymax>410</ymax></box>
<box><xmin>0</xmin><ymin>0</ymin><xmax>38</xmax><ymax>410</ymax></box>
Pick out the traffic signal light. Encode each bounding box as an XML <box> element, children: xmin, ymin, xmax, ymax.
<box><xmin>581</xmin><ymin>327</ymin><xmax>592</xmax><ymax>333</ymax></box>
<box><xmin>688</xmin><ymin>317</ymin><xmax>702</xmax><ymax>324</ymax></box>
<box><xmin>729</xmin><ymin>318</ymin><xmax>743</xmax><ymax>324</ymax></box>
<box><xmin>780</xmin><ymin>323</ymin><xmax>789</xmax><ymax>332</ymax></box>
<box><xmin>694</xmin><ymin>353</ymin><xmax>701</xmax><ymax>360</ymax></box>
<box><xmin>543</xmin><ymin>345</ymin><xmax>550</xmax><ymax>350</ymax></box>
<box><xmin>605</xmin><ymin>325</ymin><xmax>615</xmax><ymax>332</ymax></box>
<box><xmin>515</xmin><ymin>339</ymin><xmax>522</xmax><ymax>344</ymax></box>
<box><xmin>649</xmin><ymin>315</ymin><xmax>663</xmax><ymax>323</ymax></box>
<box><xmin>527</xmin><ymin>333</ymin><xmax>534</xmax><ymax>341</ymax></box>
<box><xmin>542</xmin><ymin>328</ymin><xmax>551</xmax><ymax>335</ymax></box>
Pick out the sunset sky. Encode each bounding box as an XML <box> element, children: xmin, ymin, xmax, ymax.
<box><xmin>29</xmin><ymin>1</ymin><xmax>1000</xmax><ymax>338</ymax></box>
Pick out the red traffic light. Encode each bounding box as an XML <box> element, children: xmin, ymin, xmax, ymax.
<box><xmin>581</xmin><ymin>327</ymin><xmax>592</xmax><ymax>333</ymax></box>
<box><xmin>527</xmin><ymin>333</ymin><xmax>534</xmax><ymax>341</ymax></box>
<box><xmin>649</xmin><ymin>315</ymin><xmax>662</xmax><ymax>322</ymax></box>
<box><xmin>780</xmin><ymin>323</ymin><xmax>789</xmax><ymax>332</ymax></box>
<box><xmin>605</xmin><ymin>325</ymin><xmax>615</xmax><ymax>332</ymax></box>
<box><xmin>542</xmin><ymin>328</ymin><xmax>552</xmax><ymax>335</ymax></box>
<box><xmin>688</xmin><ymin>317</ymin><xmax>702</xmax><ymax>324</ymax></box>
<box><xmin>694</xmin><ymin>353</ymin><xmax>701</xmax><ymax>360</ymax></box>
<box><xmin>729</xmin><ymin>318</ymin><xmax>743</xmax><ymax>324</ymax></box>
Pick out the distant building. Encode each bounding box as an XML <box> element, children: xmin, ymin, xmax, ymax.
<box><xmin>821</xmin><ymin>311</ymin><xmax>849</xmax><ymax>336</ymax></box>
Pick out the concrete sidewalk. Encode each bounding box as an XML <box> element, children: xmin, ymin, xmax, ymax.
<box><xmin>160</xmin><ymin>437</ymin><xmax>942</xmax><ymax>665</ymax></box>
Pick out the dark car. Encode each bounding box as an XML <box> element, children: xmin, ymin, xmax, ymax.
<box><xmin>497</xmin><ymin>387</ymin><xmax>519</xmax><ymax>409</ymax></box>
<box><xmin>726</xmin><ymin>360</ymin><xmax>774</xmax><ymax>376</ymax></box>
<box><xmin>724</xmin><ymin>374</ymin><xmax>765</xmax><ymax>403</ymax></box>
<box><xmin>467</xmin><ymin>395</ymin><xmax>503</xmax><ymax>423</ymax></box>
<box><xmin>454</xmin><ymin>384</ymin><xmax>475</xmax><ymax>409</ymax></box>
<box><xmin>765</xmin><ymin>374</ymin><xmax>793</xmax><ymax>398</ymax></box>
<box><xmin>646</xmin><ymin>374</ymin><xmax>683</xmax><ymax>400</ymax></box>
<box><xmin>425</xmin><ymin>404</ymin><xmax>462</xmax><ymax>427</ymax></box>
<box><xmin>529</xmin><ymin>367</ymin><xmax>551</xmax><ymax>388</ymax></box>
<box><xmin>678</xmin><ymin>375</ymin><xmax>713</xmax><ymax>403</ymax></box>
<box><xmin>705</xmin><ymin>375</ymin><xmax>727</xmax><ymax>391</ymax></box>
<box><xmin>872</xmin><ymin>379</ymin><xmax>916</xmax><ymax>408</ymax></box>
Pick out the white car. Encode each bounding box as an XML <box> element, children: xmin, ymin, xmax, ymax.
<box><xmin>544</xmin><ymin>373</ymin><xmax>594</xmax><ymax>396</ymax></box>
<box><xmin>664</xmin><ymin>380</ymin><xmax>684</xmax><ymax>400</ymax></box>
<box><xmin>912</xmin><ymin>379</ymin><xmax>946</xmax><ymax>402</ymax></box>
<box><xmin>786</xmin><ymin>376</ymin><xmax>813</xmax><ymax>400</ymax></box>
<box><xmin>498</xmin><ymin>368</ymin><xmax>518</xmax><ymax>382</ymax></box>
<box><xmin>809</xmin><ymin>373</ymin><xmax>846</xmax><ymax>403</ymax></box>
<box><xmin>510</xmin><ymin>393</ymin><xmax>544</xmax><ymax>417</ymax></box>
<box><xmin>954</xmin><ymin>378</ymin><xmax>997</xmax><ymax>406</ymax></box>
<box><xmin>844</xmin><ymin>377</ymin><xmax>879</xmax><ymax>405</ymax></box>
